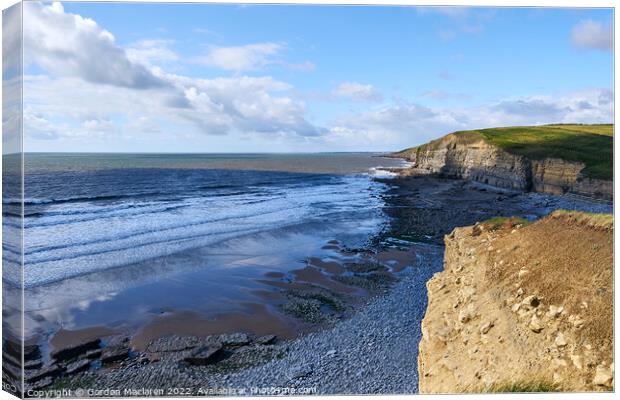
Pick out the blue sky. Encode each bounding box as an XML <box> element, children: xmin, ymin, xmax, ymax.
<box><xmin>17</xmin><ymin>2</ymin><xmax>614</xmax><ymax>152</ymax></box>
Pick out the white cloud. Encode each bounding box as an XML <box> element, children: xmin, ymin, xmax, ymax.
<box><xmin>23</xmin><ymin>2</ymin><xmax>166</xmax><ymax>89</ymax></box>
<box><xmin>3</xmin><ymin>4</ymin><xmax>22</xmax><ymax>153</ymax></box>
<box><xmin>19</xmin><ymin>3</ymin><xmax>614</xmax><ymax>153</ymax></box>
<box><xmin>326</xmin><ymin>88</ymin><xmax>614</xmax><ymax>150</ymax></box>
<box><xmin>333</xmin><ymin>82</ymin><xmax>382</xmax><ymax>102</ymax></box>
<box><xmin>23</xmin><ymin>3</ymin><xmax>324</xmax><ymax>144</ymax></box>
<box><xmin>571</xmin><ymin>20</ymin><xmax>613</xmax><ymax>50</ymax></box>
<box><xmin>24</xmin><ymin>71</ymin><xmax>324</xmax><ymax>143</ymax></box>
<box><xmin>197</xmin><ymin>42</ymin><xmax>284</xmax><ymax>72</ymax></box>
<box><xmin>126</xmin><ymin>39</ymin><xmax>178</xmax><ymax>66</ymax></box>
<box><xmin>2</xmin><ymin>3</ymin><xmax>21</xmax><ymax>78</ymax></box>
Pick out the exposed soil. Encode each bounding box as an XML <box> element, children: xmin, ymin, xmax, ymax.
<box><xmin>8</xmin><ymin>175</ymin><xmax>612</xmax><ymax>396</ymax></box>
<box><xmin>418</xmin><ymin>211</ymin><xmax>613</xmax><ymax>393</ymax></box>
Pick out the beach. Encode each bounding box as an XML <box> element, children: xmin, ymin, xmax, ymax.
<box><xmin>12</xmin><ymin>156</ymin><xmax>612</xmax><ymax>394</ymax></box>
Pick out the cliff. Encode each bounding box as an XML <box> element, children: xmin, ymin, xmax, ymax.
<box><xmin>394</xmin><ymin>124</ymin><xmax>613</xmax><ymax>200</ymax></box>
<box><xmin>418</xmin><ymin>211</ymin><xmax>613</xmax><ymax>393</ymax></box>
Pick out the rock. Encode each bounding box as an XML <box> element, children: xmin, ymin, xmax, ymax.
<box><xmin>255</xmin><ymin>335</ymin><xmax>276</xmax><ymax>345</ymax></box>
<box><xmin>220</xmin><ymin>333</ymin><xmax>250</xmax><ymax>346</ymax></box>
<box><xmin>183</xmin><ymin>345</ymin><xmax>224</xmax><ymax>366</ymax></box>
<box><xmin>24</xmin><ymin>359</ymin><xmax>43</xmax><ymax>370</ymax></box>
<box><xmin>289</xmin><ymin>365</ymin><xmax>313</xmax><ymax>379</ymax></box>
<box><xmin>51</xmin><ymin>338</ymin><xmax>101</xmax><ymax>362</ymax></box>
<box><xmin>458</xmin><ymin>304</ymin><xmax>475</xmax><ymax>324</ymax></box>
<box><xmin>24</xmin><ymin>345</ymin><xmax>42</xmax><ymax>362</ymax></box>
<box><xmin>65</xmin><ymin>359</ymin><xmax>91</xmax><ymax>375</ymax></box>
<box><xmin>84</xmin><ymin>349</ymin><xmax>103</xmax><ymax>360</ymax></box>
<box><xmin>105</xmin><ymin>336</ymin><xmax>130</xmax><ymax>347</ymax></box>
<box><xmin>593</xmin><ymin>365</ymin><xmax>613</xmax><ymax>387</ymax></box>
<box><xmin>462</xmin><ymin>286</ymin><xmax>476</xmax><ymax>298</ymax></box>
<box><xmin>547</xmin><ymin>305</ymin><xmax>563</xmax><ymax>318</ymax></box>
<box><xmin>529</xmin><ymin>314</ymin><xmax>543</xmax><ymax>333</ymax></box>
<box><xmin>516</xmin><ymin>288</ymin><xmax>524</xmax><ymax>297</ymax></box>
<box><xmin>570</xmin><ymin>354</ymin><xmax>583</xmax><ymax>370</ymax></box>
<box><xmin>552</xmin><ymin>358</ymin><xmax>567</xmax><ymax>368</ymax></box>
<box><xmin>4</xmin><ymin>341</ymin><xmax>41</xmax><ymax>363</ymax></box>
<box><xmin>145</xmin><ymin>335</ymin><xmax>202</xmax><ymax>353</ymax></box>
<box><xmin>511</xmin><ymin>303</ymin><xmax>521</xmax><ymax>313</ymax></box>
<box><xmin>101</xmin><ymin>346</ymin><xmax>130</xmax><ymax>364</ymax></box>
<box><xmin>326</xmin><ymin>349</ymin><xmax>337</xmax><ymax>357</ymax></box>
<box><xmin>479</xmin><ymin>321</ymin><xmax>493</xmax><ymax>335</ymax></box>
<box><xmin>29</xmin><ymin>376</ymin><xmax>53</xmax><ymax>390</ymax></box>
<box><xmin>554</xmin><ymin>333</ymin><xmax>567</xmax><ymax>348</ymax></box>
<box><xmin>25</xmin><ymin>364</ymin><xmax>63</xmax><ymax>383</ymax></box>
<box><xmin>523</xmin><ymin>295</ymin><xmax>540</xmax><ymax>308</ymax></box>
<box><xmin>518</xmin><ymin>268</ymin><xmax>529</xmax><ymax>278</ymax></box>
<box><xmin>568</xmin><ymin>314</ymin><xmax>585</xmax><ymax>329</ymax></box>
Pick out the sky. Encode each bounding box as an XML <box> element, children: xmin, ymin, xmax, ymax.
<box><xmin>11</xmin><ymin>2</ymin><xmax>615</xmax><ymax>152</ymax></box>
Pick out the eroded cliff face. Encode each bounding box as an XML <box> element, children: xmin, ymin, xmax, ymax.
<box><xmin>399</xmin><ymin>134</ymin><xmax>612</xmax><ymax>200</ymax></box>
<box><xmin>418</xmin><ymin>212</ymin><xmax>613</xmax><ymax>393</ymax></box>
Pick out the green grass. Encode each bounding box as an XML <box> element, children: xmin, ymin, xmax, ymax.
<box><xmin>480</xmin><ymin>216</ymin><xmax>531</xmax><ymax>231</ymax></box>
<box><xmin>551</xmin><ymin>210</ymin><xmax>613</xmax><ymax>229</ymax></box>
<box><xmin>398</xmin><ymin>124</ymin><xmax>613</xmax><ymax>180</ymax></box>
<box><xmin>545</xmin><ymin>123</ymin><xmax>613</xmax><ymax>136</ymax></box>
<box><xmin>456</xmin><ymin>125</ymin><xmax>613</xmax><ymax>180</ymax></box>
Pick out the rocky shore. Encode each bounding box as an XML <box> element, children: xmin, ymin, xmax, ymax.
<box><xmin>393</xmin><ymin>127</ymin><xmax>613</xmax><ymax>200</ymax></box>
<box><xmin>9</xmin><ymin>174</ymin><xmax>613</xmax><ymax>396</ymax></box>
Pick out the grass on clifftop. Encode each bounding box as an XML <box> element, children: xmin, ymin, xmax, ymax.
<box><xmin>551</xmin><ymin>210</ymin><xmax>613</xmax><ymax>229</ymax></box>
<box><xmin>479</xmin><ymin>216</ymin><xmax>531</xmax><ymax>231</ymax></box>
<box><xmin>461</xmin><ymin>124</ymin><xmax>613</xmax><ymax>180</ymax></box>
<box><xmin>402</xmin><ymin>124</ymin><xmax>613</xmax><ymax>180</ymax></box>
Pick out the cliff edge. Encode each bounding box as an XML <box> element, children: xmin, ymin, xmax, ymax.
<box><xmin>418</xmin><ymin>211</ymin><xmax>613</xmax><ymax>393</ymax></box>
<box><xmin>394</xmin><ymin>124</ymin><xmax>613</xmax><ymax>200</ymax></box>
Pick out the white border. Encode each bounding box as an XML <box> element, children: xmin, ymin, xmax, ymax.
<box><xmin>0</xmin><ymin>2</ymin><xmax>616</xmax><ymax>400</ymax></box>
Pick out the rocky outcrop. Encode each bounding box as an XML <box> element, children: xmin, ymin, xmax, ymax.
<box><xmin>418</xmin><ymin>211</ymin><xmax>613</xmax><ymax>393</ymax></box>
<box><xmin>397</xmin><ymin>133</ymin><xmax>612</xmax><ymax>200</ymax></box>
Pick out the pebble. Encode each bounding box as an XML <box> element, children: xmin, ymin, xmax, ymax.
<box><xmin>479</xmin><ymin>321</ymin><xmax>493</xmax><ymax>335</ymax></box>
<box><xmin>554</xmin><ymin>333</ymin><xmax>567</xmax><ymax>348</ymax></box>
<box><xmin>570</xmin><ymin>354</ymin><xmax>583</xmax><ymax>370</ymax></box>
<box><xmin>529</xmin><ymin>314</ymin><xmax>543</xmax><ymax>333</ymax></box>
<box><xmin>593</xmin><ymin>365</ymin><xmax>613</xmax><ymax>387</ymax></box>
<box><xmin>547</xmin><ymin>305</ymin><xmax>563</xmax><ymax>318</ymax></box>
<box><xmin>568</xmin><ymin>314</ymin><xmax>585</xmax><ymax>329</ymax></box>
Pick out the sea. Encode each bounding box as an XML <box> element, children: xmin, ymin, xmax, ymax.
<box><xmin>3</xmin><ymin>153</ymin><xmax>407</xmax><ymax>342</ymax></box>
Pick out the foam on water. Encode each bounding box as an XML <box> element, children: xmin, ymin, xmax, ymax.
<box><xmin>18</xmin><ymin>154</ymin><xmax>403</xmax><ymax>288</ymax></box>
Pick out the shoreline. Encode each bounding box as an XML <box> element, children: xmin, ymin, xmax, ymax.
<box><xmin>17</xmin><ymin>173</ymin><xmax>613</xmax><ymax>395</ymax></box>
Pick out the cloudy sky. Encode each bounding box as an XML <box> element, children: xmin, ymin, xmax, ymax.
<box><xmin>16</xmin><ymin>2</ymin><xmax>614</xmax><ymax>152</ymax></box>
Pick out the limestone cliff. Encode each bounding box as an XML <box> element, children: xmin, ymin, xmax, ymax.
<box><xmin>395</xmin><ymin>132</ymin><xmax>612</xmax><ymax>200</ymax></box>
<box><xmin>418</xmin><ymin>211</ymin><xmax>613</xmax><ymax>393</ymax></box>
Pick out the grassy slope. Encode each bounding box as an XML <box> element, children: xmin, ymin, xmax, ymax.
<box><xmin>399</xmin><ymin>124</ymin><xmax>613</xmax><ymax>180</ymax></box>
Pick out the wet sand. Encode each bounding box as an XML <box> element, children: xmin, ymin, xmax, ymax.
<box><xmin>19</xmin><ymin>173</ymin><xmax>612</xmax><ymax>393</ymax></box>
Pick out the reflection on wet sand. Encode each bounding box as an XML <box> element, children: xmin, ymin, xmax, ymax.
<box><xmin>24</xmin><ymin>219</ymin><xmax>421</xmax><ymax>369</ymax></box>
<box><xmin>21</xmin><ymin>228</ymin><xmax>423</xmax><ymax>392</ymax></box>
<box><xmin>130</xmin><ymin>304</ymin><xmax>297</xmax><ymax>351</ymax></box>
<box><xmin>51</xmin><ymin>326</ymin><xmax>116</xmax><ymax>352</ymax></box>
